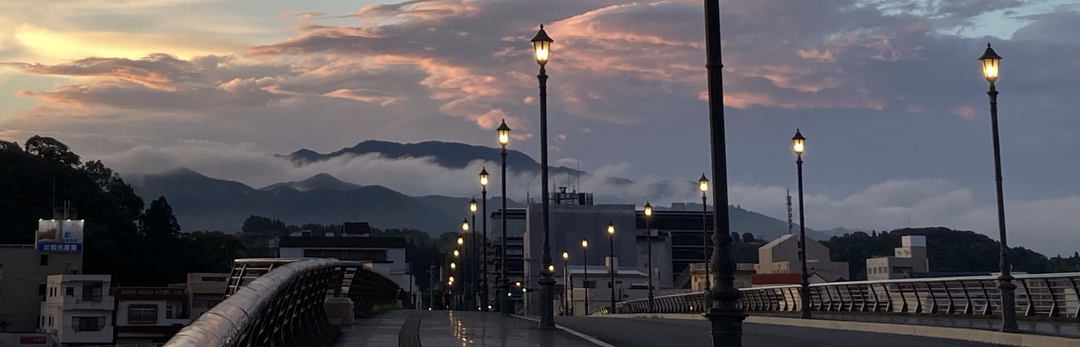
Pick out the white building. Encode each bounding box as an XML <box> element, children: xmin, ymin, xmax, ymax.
<box><xmin>114</xmin><ymin>287</ymin><xmax>189</xmax><ymax>345</ymax></box>
<box><xmin>755</xmin><ymin>234</ymin><xmax>850</xmax><ymax>282</ymax></box>
<box><xmin>866</xmin><ymin>235</ymin><xmax>929</xmax><ymax>280</ymax></box>
<box><xmin>271</xmin><ymin>233</ymin><xmax>415</xmax><ymax>292</ymax></box>
<box><xmin>39</xmin><ymin>274</ymin><xmax>114</xmax><ymax>346</ymax></box>
<box><xmin>560</xmin><ymin>257</ymin><xmax>649</xmax><ymax>316</ymax></box>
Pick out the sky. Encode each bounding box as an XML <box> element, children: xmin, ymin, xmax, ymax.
<box><xmin>1</xmin><ymin>0</ymin><xmax>1078</xmax><ymax>256</ymax></box>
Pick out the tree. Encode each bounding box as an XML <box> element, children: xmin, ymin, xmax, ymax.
<box><xmin>742</xmin><ymin>232</ymin><xmax>755</xmax><ymax>243</ymax></box>
<box><xmin>731</xmin><ymin>232</ymin><xmax>741</xmax><ymax>243</ymax></box>
<box><xmin>141</xmin><ymin>197</ymin><xmax>181</xmax><ymax>240</ymax></box>
<box><xmin>24</xmin><ymin>135</ymin><xmax>81</xmax><ymax>166</ymax></box>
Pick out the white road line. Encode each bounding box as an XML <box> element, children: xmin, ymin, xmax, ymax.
<box><xmin>510</xmin><ymin>315</ymin><xmax>617</xmax><ymax>347</ymax></box>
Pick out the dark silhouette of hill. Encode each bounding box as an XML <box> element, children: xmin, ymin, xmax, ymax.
<box><xmin>260</xmin><ymin>173</ymin><xmax>362</xmax><ymax>191</ymax></box>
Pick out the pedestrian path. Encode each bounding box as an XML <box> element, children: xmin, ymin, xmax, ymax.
<box><xmin>337</xmin><ymin>310</ymin><xmax>599</xmax><ymax>347</ymax></box>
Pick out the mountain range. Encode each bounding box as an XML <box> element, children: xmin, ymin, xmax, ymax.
<box><xmin>125</xmin><ymin>140</ymin><xmax>832</xmax><ymax>240</ymax></box>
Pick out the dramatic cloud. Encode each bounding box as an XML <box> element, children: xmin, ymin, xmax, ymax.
<box><xmin>2</xmin><ymin>0</ymin><xmax>1078</xmax><ymax>255</ymax></box>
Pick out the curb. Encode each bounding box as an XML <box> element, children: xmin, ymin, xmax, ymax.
<box><xmin>511</xmin><ymin>315</ymin><xmax>616</xmax><ymax>347</ymax></box>
<box><xmin>605</xmin><ymin>313</ymin><xmax>1080</xmax><ymax>347</ymax></box>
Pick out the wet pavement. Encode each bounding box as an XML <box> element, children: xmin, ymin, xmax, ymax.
<box><xmin>337</xmin><ymin>310</ymin><xmax>598</xmax><ymax>347</ymax></box>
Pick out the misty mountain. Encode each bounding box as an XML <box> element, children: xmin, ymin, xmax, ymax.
<box><xmin>260</xmin><ymin>173</ymin><xmax>362</xmax><ymax>192</ymax></box>
<box><xmin>282</xmin><ymin>140</ymin><xmax>585</xmax><ymax>176</ymax></box>
<box><xmin>415</xmin><ymin>195</ymin><xmax>527</xmax><ymax>220</ymax></box>
<box><xmin>127</xmin><ymin>169</ymin><xmax>459</xmax><ymax>233</ymax></box>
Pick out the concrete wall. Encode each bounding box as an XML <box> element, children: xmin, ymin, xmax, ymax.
<box><xmin>636</xmin><ymin>232</ymin><xmax>672</xmax><ymax>288</ymax></box>
<box><xmin>0</xmin><ymin>245</ymin><xmax>83</xmax><ymax>332</ymax></box>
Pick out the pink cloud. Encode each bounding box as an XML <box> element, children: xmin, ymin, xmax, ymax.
<box><xmin>952</xmin><ymin>105</ymin><xmax>976</xmax><ymax>119</ymax></box>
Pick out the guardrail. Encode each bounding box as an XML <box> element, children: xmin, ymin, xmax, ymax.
<box><xmin>595</xmin><ymin>272</ymin><xmax>1080</xmax><ymax>320</ymax></box>
<box><xmin>164</xmin><ymin>258</ymin><xmax>402</xmax><ymax>347</ymax></box>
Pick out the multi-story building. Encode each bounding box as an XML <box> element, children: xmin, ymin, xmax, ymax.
<box><xmin>489</xmin><ymin>209</ymin><xmax>526</xmax><ymax>312</ymax></box>
<box><xmin>755</xmin><ymin>233</ymin><xmax>850</xmax><ymax>282</ymax></box>
<box><xmin>0</xmin><ymin>244</ymin><xmax>83</xmax><ymax>333</ymax></box>
<box><xmin>39</xmin><ymin>274</ymin><xmax>114</xmax><ymax>346</ymax></box>
<box><xmin>270</xmin><ymin>226</ymin><xmax>414</xmax><ymax>292</ymax></box>
<box><xmin>185</xmin><ymin>273</ymin><xmax>228</xmax><ymax>321</ymax></box>
<box><xmin>866</xmin><ymin>235</ymin><xmax>929</xmax><ymax>280</ymax></box>
<box><xmin>114</xmin><ymin>286</ymin><xmax>189</xmax><ymax>345</ymax></box>
<box><xmin>689</xmin><ymin>262</ymin><xmax>756</xmax><ymax>291</ymax></box>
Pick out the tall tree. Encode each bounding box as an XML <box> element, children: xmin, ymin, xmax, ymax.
<box><xmin>141</xmin><ymin>196</ymin><xmax>181</xmax><ymax>240</ymax></box>
<box><xmin>23</xmin><ymin>135</ymin><xmax>81</xmax><ymax>167</ymax></box>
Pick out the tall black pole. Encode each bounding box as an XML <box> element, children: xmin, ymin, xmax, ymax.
<box><xmin>796</xmin><ymin>153</ymin><xmax>811</xmax><ymax>319</ymax></box>
<box><xmin>988</xmin><ymin>81</ymin><xmax>1018</xmax><ymax>332</ymax></box>
<box><xmin>583</xmin><ymin>243</ymin><xmax>589</xmax><ymax>315</ymax></box>
<box><xmin>703</xmin><ymin>0</ymin><xmax>745</xmax><ymax>345</ymax></box>
<box><xmin>702</xmin><ymin>192</ymin><xmax>710</xmax><ymax>310</ymax></box>
<box><xmin>646</xmin><ymin>216</ymin><xmax>654</xmax><ymax>312</ymax></box>
<box><xmin>471</xmin><ymin>213</ymin><xmax>477</xmax><ymax>310</ymax></box>
<box><xmin>537</xmin><ymin>64</ymin><xmax>556</xmax><ymax>328</ymax></box>
<box><xmin>481</xmin><ymin>188</ymin><xmax>489</xmax><ymax>311</ymax></box>
<box><xmin>500</xmin><ymin>148</ymin><xmax>510</xmax><ymax>314</ymax></box>
<box><xmin>609</xmin><ymin>230</ymin><xmax>616</xmax><ymax>313</ymax></box>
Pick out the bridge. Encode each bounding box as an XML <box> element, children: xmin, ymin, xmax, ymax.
<box><xmin>162</xmin><ymin>258</ymin><xmax>1080</xmax><ymax>347</ymax></box>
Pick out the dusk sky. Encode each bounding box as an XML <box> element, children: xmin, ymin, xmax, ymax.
<box><xmin>1</xmin><ymin>0</ymin><xmax>1078</xmax><ymax>255</ymax></box>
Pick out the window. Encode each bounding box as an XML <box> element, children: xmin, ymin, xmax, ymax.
<box><xmin>73</xmin><ymin>317</ymin><xmax>105</xmax><ymax>331</ymax></box>
<box><xmin>39</xmin><ymin>316</ymin><xmax>44</xmax><ymax>328</ymax></box>
<box><xmin>584</xmin><ymin>281</ymin><xmax>596</xmax><ymax>289</ymax></box>
<box><xmin>39</xmin><ymin>254</ymin><xmax>49</xmax><ymax>266</ymax></box>
<box><xmin>128</xmin><ymin>305</ymin><xmax>157</xmax><ymax>324</ymax></box>
<box><xmin>82</xmin><ymin>282</ymin><xmax>103</xmax><ymax>302</ymax></box>
<box><xmin>47</xmin><ymin>316</ymin><xmax>53</xmax><ymax>327</ymax></box>
<box><xmin>166</xmin><ymin>305</ymin><xmax>174</xmax><ymax>319</ymax></box>
<box><xmin>201</xmin><ymin>276</ymin><xmax>226</xmax><ymax>282</ymax></box>
<box><xmin>65</xmin><ymin>287</ymin><xmax>74</xmax><ymax>296</ymax></box>
<box><xmin>39</xmin><ymin>284</ymin><xmax>46</xmax><ymax>296</ymax></box>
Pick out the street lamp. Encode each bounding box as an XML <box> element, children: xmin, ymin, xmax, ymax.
<box><xmin>453</xmin><ymin>250</ymin><xmax>459</xmax><ymax>257</ymax></box>
<box><xmin>457</xmin><ymin>236</ymin><xmax>464</xmax><ymax>246</ymax></box>
<box><xmin>562</xmin><ymin>249</ymin><xmax>570</xmax><ymax>316</ymax></box>
<box><xmin>792</xmin><ymin>129</ymin><xmax>811</xmax><ymax>319</ymax></box>
<box><xmin>497</xmin><ymin>119</ymin><xmax>511</xmax><ymax>314</ymax></box>
<box><xmin>451</xmin><ymin>262</ymin><xmax>457</xmax><ymax>270</ymax></box>
<box><xmin>461</xmin><ymin>216</ymin><xmax>473</xmax><ymax>309</ymax></box>
<box><xmin>581</xmin><ymin>238</ymin><xmax>589</xmax><ymax>315</ymax></box>
<box><xmin>479</xmin><ymin>167</ymin><xmax>490</xmax><ymax>312</ymax></box>
<box><xmin>702</xmin><ymin>0</ymin><xmax>745</xmax><ymax>344</ymax></box>
<box><xmin>979</xmin><ymin>43</ymin><xmax>1017</xmax><ymax>333</ymax></box>
<box><xmin>699</xmin><ymin>174</ymin><xmax>710</xmax><ymax>310</ymax></box>
<box><xmin>469</xmin><ymin>199</ymin><xmax>478</xmax><ymax>310</ymax></box>
<box><xmin>607</xmin><ymin>222</ymin><xmax>616</xmax><ymax>313</ymax></box>
<box><xmin>530</xmin><ymin>24</ymin><xmax>556</xmax><ymax>329</ymax></box>
<box><xmin>643</xmin><ymin>201</ymin><xmax>654</xmax><ymax>312</ymax></box>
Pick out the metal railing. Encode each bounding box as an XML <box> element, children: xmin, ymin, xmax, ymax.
<box><xmin>595</xmin><ymin>272</ymin><xmax>1080</xmax><ymax>320</ymax></box>
<box><xmin>164</xmin><ymin>258</ymin><xmax>402</xmax><ymax>347</ymax></box>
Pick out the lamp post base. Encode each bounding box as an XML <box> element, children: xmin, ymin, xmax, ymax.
<box><xmin>538</xmin><ymin>276</ymin><xmax>556</xmax><ymax>329</ymax></box>
<box><xmin>704</xmin><ymin>289</ymin><xmax>746</xmax><ymax>347</ymax></box>
<box><xmin>999</xmin><ymin>275</ymin><xmax>1019</xmax><ymax>333</ymax></box>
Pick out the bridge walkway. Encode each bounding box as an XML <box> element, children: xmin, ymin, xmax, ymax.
<box><xmin>337</xmin><ymin>310</ymin><xmax>597</xmax><ymax>347</ymax></box>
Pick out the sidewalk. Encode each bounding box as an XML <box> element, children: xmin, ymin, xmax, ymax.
<box><xmin>337</xmin><ymin>310</ymin><xmax>600</xmax><ymax>347</ymax></box>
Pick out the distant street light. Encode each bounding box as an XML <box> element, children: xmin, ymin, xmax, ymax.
<box><xmin>644</xmin><ymin>201</ymin><xmax>654</xmax><ymax>312</ymax></box>
<box><xmin>792</xmin><ymin>129</ymin><xmax>811</xmax><ymax>319</ymax></box>
<box><xmin>469</xmin><ymin>198</ymin><xmax>478</xmax><ymax>311</ymax></box>
<box><xmin>479</xmin><ymin>167</ymin><xmax>490</xmax><ymax>312</ymax></box>
<box><xmin>581</xmin><ymin>238</ymin><xmax>589</xmax><ymax>315</ymax></box>
<box><xmin>530</xmin><ymin>23</ymin><xmax>556</xmax><ymax>329</ymax></box>
<box><xmin>979</xmin><ymin>43</ymin><xmax>1018</xmax><ymax>333</ymax></box>
<box><xmin>562</xmin><ymin>249</ymin><xmax>570</xmax><ymax>316</ymax></box>
<box><xmin>699</xmin><ymin>174</ymin><xmax>710</xmax><ymax>309</ymax></box>
<box><xmin>497</xmin><ymin>119</ymin><xmax>511</xmax><ymax>314</ymax></box>
<box><xmin>453</xmin><ymin>249</ymin><xmax>459</xmax><ymax>257</ymax></box>
<box><xmin>607</xmin><ymin>222</ymin><xmax>616</xmax><ymax>313</ymax></box>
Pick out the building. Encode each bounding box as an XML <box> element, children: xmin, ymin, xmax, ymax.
<box><xmin>39</xmin><ymin>274</ymin><xmax>114</xmax><ymax>346</ymax></box>
<box><xmin>688</xmin><ymin>263</ymin><xmax>756</xmax><ymax>290</ymax></box>
<box><xmin>184</xmin><ymin>273</ymin><xmax>228</xmax><ymax>322</ymax></box>
<box><xmin>522</xmin><ymin>199</ymin><xmax>639</xmax><ymax>316</ymax></box>
<box><xmin>113</xmin><ymin>286</ymin><xmax>189</xmax><ymax>345</ymax></box>
<box><xmin>270</xmin><ymin>229</ymin><xmax>414</xmax><ymax>292</ymax></box>
<box><xmin>490</xmin><ymin>209</ymin><xmax>526</xmax><ymax>312</ymax></box>
<box><xmin>0</xmin><ymin>244</ymin><xmax>83</xmax><ymax>333</ymax></box>
<box><xmin>562</xmin><ymin>257</ymin><xmax>649</xmax><ymax>316</ymax></box>
<box><xmin>866</xmin><ymin>235</ymin><xmax>929</xmax><ymax>280</ymax></box>
<box><xmin>755</xmin><ymin>234</ymin><xmax>849</xmax><ymax>282</ymax></box>
<box><xmin>749</xmin><ymin>272</ymin><xmax>828</xmax><ymax>287</ymax></box>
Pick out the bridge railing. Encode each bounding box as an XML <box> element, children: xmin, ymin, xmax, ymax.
<box><xmin>596</xmin><ymin>272</ymin><xmax>1080</xmax><ymax>320</ymax></box>
<box><xmin>164</xmin><ymin>258</ymin><xmax>401</xmax><ymax>347</ymax></box>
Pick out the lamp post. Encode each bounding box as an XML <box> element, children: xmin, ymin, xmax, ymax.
<box><xmin>699</xmin><ymin>174</ymin><xmax>710</xmax><ymax>310</ymax></box>
<box><xmin>702</xmin><ymin>0</ymin><xmax>745</xmax><ymax>345</ymax></box>
<box><xmin>581</xmin><ymin>238</ymin><xmax>589</xmax><ymax>315</ymax></box>
<box><xmin>462</xmin><ymin>216</ymin><xmax>473</xmax><ymax>310</ymax></box>
<box><xmin>479</xmin><ymin>168</ymin><xmax>490</xmax><ymax>312</ymax></box>
<box><xmin>497</xmin><ymin>119</ymin><xmax>511</xmax><ymax>314</ymax></box>
<box><xmin>530</xmin><ymin>24</ymin><xmax>556</xmax><ymax>329</ymax></box>
<box><xmin>607</xmin><ymin>222</ymin><xmax>616</xmax><ymax>314</ymax></box>
<box><xmin>562</xmin><ymin>250</ymin><xmax>569</xmax><ymax>316</ymax></box>
<box><xmin>979</xmin><ymin>43</ymin><xmax>1018</xmax><ymax>333</ymax></box>
<box><xmin>792</xmin><ymin>129</ymin><xmax>811</xmax><ymax>319</ymax></box>
<box><xmin>644</xmin><ymin>201</ymin><xmax>654</xmax><ymax>312</ymax></box>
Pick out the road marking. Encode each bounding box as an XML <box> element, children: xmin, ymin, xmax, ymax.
<box><xmin>511</xmin><ymin>315</ymin><xmax>617</xmax><ymax>347</ymax></box>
